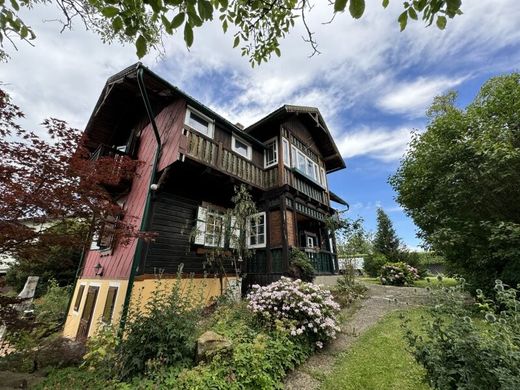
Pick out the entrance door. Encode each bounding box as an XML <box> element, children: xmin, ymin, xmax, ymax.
<box><xmin>76</xmin><ymin>285</ymin><xmax>99</xmax><ymax>342</ymax></box>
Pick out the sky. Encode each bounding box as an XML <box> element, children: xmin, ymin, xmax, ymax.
<box><xmin>1</xmin><ymin>1</ymin><xmax>519</xmax><ymax>250</ymax></box>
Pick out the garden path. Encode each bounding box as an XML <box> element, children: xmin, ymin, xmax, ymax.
<box><xmin>284</xmin><ymin>283</ymin><xmax>432</xmax><ymax>390</ymax></box>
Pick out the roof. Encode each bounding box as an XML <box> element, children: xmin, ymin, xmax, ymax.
<box><xmin>245</xmin><ymin>105</ymin><xmax>346</xmax><ymax>173</ymax></box>
<box><xmin>84</xmin><ymin>63</ymin><xmax>264</xmax><ymax>149</ymax></box>
<box><xmin>329</xmin><ymin>191</ymin><xmax>349</xmax><ymax>206</ymax></box>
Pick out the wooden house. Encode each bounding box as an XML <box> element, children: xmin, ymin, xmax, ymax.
<box><xmin>63</xmin><ymin>63</ymin><xmax>347</xmax><ymax>340</ymax></box>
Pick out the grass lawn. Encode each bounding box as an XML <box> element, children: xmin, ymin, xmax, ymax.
<box><xmin>321</xmin><ymin>309</ymin><xmax>431</xmax><ymax>390</ymax></box>
<box><xmin>357</xmin><ymin>276</ymin><xmax>458</xmax><ymax>288</ymax></box>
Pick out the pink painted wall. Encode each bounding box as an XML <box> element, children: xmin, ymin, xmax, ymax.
<box><xmin>81</xmin><ymin>99</ymin><xmax>186</xmax><ymax>279</ymax></box>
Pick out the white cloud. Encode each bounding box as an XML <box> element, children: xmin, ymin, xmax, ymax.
<box><xmin>336</xmin><ymin>125</ymin><xmax>420</xmax><ymax>162</ymax></box>
<box><xmin>377</xmin><ymin>76</ymin><xmax>466</xmax><ymax>117</ymax></box>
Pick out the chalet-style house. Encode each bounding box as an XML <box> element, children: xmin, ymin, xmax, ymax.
<box><xmin>63</xmin><ymin>63</ymin><xmax>347</xmax><ymax>340</ymax></box>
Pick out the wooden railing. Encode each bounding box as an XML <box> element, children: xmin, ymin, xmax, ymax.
<box><xmin>305</xmin><ymin>250</ymin><xmax>335</xmax><ymax>274</ymax></box>
<box><xmin>284</xmin><ymin>168</ymin><xmax>329</xmax><ymax>206</ymax></box>
<box><xmin>185</xmin><ymin>129</ymin><xmax>277</xmax><ymax>189</ymax></box>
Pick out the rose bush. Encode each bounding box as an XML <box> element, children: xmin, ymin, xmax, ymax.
<box><xmin>247</xmin><ymin>277</ymin><xmax>340</xmax><ymax>348</ymax></box>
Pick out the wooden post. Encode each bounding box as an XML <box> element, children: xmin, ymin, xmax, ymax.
<box><xmin>280</xmin><ymin>195</ymin><xmax>289</xmax><ymax>273</ymax></box>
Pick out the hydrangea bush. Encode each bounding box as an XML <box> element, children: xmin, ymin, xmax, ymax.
<box><xmin>379</xmin><ymin>262</ymin><xmax>419</xmax><ymax>286</ymax></box>
<box><xmin>247</xmin><ymin>277</ymin><xmax>340</xmax><ymax>348</ymax></box>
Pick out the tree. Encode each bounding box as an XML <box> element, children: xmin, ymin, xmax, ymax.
<box><xmin>390</xmin><ymin>73</ymin><xmax>520</xmax><ymax>291</ymax></box>
<box><xmin>336</xmin><ymin>220</ymin><xmax>373</xmax><ymax>256</ymax></box>
<box><xmin>0</xmin><ymin>88</ymin><xmax>144</xmax><ymax>285</ymax></box>
<box><xmin>373</xmin><ymin>208</ymin><xmax>400</xmax><ymax>262</ymax></box>
<box><xmin>0</xmin><ymin>0</ymin><xmax>464</xmax><ymax>64</ymax></box>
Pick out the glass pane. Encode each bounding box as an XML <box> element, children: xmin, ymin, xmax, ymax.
<box><xmin>258</xmin><ymin>234</ymin><xmax>265</xmax><ymax>244</ymax></box>
<box><xmin>189</xmin><ymin>112</ymin><xmax>210</xmax><ymax>135</ymax></box>
<box><xmin>234</xmin><ymin>138</ymin><xmax>249</xmax><ymax>157</ymax></box>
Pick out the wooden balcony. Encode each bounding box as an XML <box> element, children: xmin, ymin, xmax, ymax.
<box><xmin>184</xmin><ymin>129</ymin><xmax>277</xmax><ymax>189</ymax></box>
<box><xmin>89</xmin><ymin>144</ymin><xmax>134</xmax><ymax>192</ymax></box>
<box><xmin>305</xmin><ymin>249</ymin><xmax>335</xmax><ymax>274</ymax></box>
<box><xmin>283</xmin><ymin>168</ymin><xmax>329</xmax><ymax>206</ymax></box>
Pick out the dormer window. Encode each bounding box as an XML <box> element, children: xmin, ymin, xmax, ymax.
<box><xmin>185</xmin><ymin>106</ymin><xmax>214</xmax><ymax>138</ymax></box>
<box><xmin>232</xmin><ymin>135</ymin><xmax>252</xmax><ymax>160</ymax></box>
<box><xmin>264</xmin><ymin>138</ymin><xmax>278</xmax><ymax>168</ymax></box>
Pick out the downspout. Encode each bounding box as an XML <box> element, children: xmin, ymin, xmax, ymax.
<box><xmin>119</xmin><ymin>65</ymin><xmax>162</xmax><ymax>331</ymax></box>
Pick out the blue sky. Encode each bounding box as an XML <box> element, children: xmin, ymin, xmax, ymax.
<box><xmin>1</xmin><ymin>1</ymin><xmax>519</xmax><ymax>249</ymax></box>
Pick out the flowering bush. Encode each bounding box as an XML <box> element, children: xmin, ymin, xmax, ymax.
<box><xmin>379</xmin><ymin>262</ymin><xmax>419</xmax><ymax>286</ymax></box>
<box><xmin>247</xmin><ymin>277</ymin><xmax>340</xmax><ymax>348</ymax></box>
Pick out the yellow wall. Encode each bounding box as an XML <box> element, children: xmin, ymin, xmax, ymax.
<box><xmin>63</xmin><ymin>276</ymin><xmax>238</xmax><ymax>340</ymax></box>
<box><xmin>130</xmin><ymin>276</ymin><xmax>238</xmax><ymax>314</ymax></box>
<box><xmin>63</xmin><ymin>278</ymin><xmax>128</xmax><ymax>339</ymax></box>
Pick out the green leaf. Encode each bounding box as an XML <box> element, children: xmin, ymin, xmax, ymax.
<box><xmin>101</xmin><ymin>6</ymin><xmax>119</xmax><ymax>18</ymax></box>
<box><xmin>222</xmin><ymin>19</ymin><xmax>228</xmax><ymax>33</ymax></box>
<box><xmin>398</xmin><ymin>11</ymin><xmax>408</xmax><ymax>31</ymax></box>
<box><xmin>436</xmin><ymin>15</ymin><xmax>447</xmax><ymax>30</ymax></box>
<box><xmin>408</xmin><ymin>7</ymin><xmax>418</xmax><ymax>20</ymax></box>
<box><xmin>274</xmin><ymin>47</ymin><xmax>281</xmax><ymax>57</ymax></box>
<box><xmin>161</xmin><ymin>15</ymin><xmax>172</xmax><ymax>34</ymax></box>
<box><xmin>334</xmin><ymin>0</ymin><xmax>348</xmax><ymax>13</ymax></box>
<box><xmin>219</xmin><ymin>0</ymin><xmax>228</xmax><ymax>8</ymax></box>
<box><xmin>349</xmin><ymin>0</ymin><xmax>365</xmax><ymax>19</ymax></box>
<box><xmin>171</xmin><ymin>13</ymin><xmax>185</xmax><ymax>29</ymax></box>
<box><xmin>233</xmin><ymin>35</ymin><xmax>240</xmax><ymax>48</ymax></box>
<box><xmin>112</xmin><ymin>16</ymin><xmax>124</xmax><ymax>33</ymax></box>
<box><xmin>136</xmin><ymin>35</ymin><xmax>147</xmax><ymax>58</ymax></box>
<box><xmin>10</xmin><ymin>0</ymin><xmax>19</xmax><ymax>12</ymax></box>
<box><xmin>184</xmin><ymin>23</ymin><xmax>194</xmax><ymax>47</ymax></box>
<box><xmin>382</xmin><ymin>0</ymin><xmax>389</xmax><ymax>8</ymax></box>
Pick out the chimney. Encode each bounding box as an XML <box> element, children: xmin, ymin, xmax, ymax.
<box><xmin>235</xmin><ymin>122</ymin><xmax>245</xmax><ymax>130</ymax></box>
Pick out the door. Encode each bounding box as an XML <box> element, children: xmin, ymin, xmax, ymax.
<box><xmin>76</xmin><ymin>285</ymin><xmax>99</xmax><ymax>342</ymax></box>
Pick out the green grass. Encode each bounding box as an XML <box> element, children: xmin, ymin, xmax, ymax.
<box><xmin>321</xmin><ymin>309</ymin><xmax>431</xmax><ymax>390</ymax></box>
<box><xmin>356</xmin><ymin>276</ymin><xmax>458</xmax><ymax>288</ymax></box>
<box><xmin>414</xmin><ymin>277</ymin><xmax>458</xmax><ymax>288</ymax></box>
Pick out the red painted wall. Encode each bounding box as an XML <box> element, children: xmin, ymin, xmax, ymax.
<box><xmin>81</xmin><ymin>99</ymin><xmax>186</xmax><ymax>279</ymax></box>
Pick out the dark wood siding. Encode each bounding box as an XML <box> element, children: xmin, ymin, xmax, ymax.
<box><xmin>139</xmin><ymin>192</ymin><xmax>236</xmax><ymax>275</ymax></box>
<box><xmin>283</xmin><ymin>116</ymin><xmax>322</xmax><ymax>160</ymax></box>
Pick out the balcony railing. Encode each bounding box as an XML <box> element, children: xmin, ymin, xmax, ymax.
<box><xmin>305</xmin><ymin>249</ymin><xmax>335</xmax><ymax>274</ymax></box>
<box><xmin>89</xmin><ymin>144</ymin><xmax>134</xmax><ymax>191</ymax></box>
<box><xmin>284</xmin><ymin>168</ymin><xmax>329</xmax><ymax>206</ymax></box>
<box><xmin>185</xmin><ymin>129</ymin><xmax>277</xmax><ymax>189</ymax></box>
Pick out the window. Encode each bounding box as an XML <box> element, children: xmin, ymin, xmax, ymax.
<box><xmin>73</xmin><ymin>285</ymin><xmax>85</xmax><ymax>312</ymax></box>
<box><xmin>102</xmin><ymin>286</ymin><xmax>118</xmax><ymax>323</ymax></box>
<box><xmin>232</xmin><ymin>135</ymin><xmax>252</xmax><ymax>160</ymax></box>
<box><xmin>185</xmin><ymin>106</ymin><xmax>214</xmax><ymax>138</ymax></box>
<box><xmin>291</xmin><ymin>144</ymin><xmax>326</xmax><ymax>187</ymax></box>
<box><xmin>282</xmin><ymin>138</ymin><xmax>290</xmax><ymax>167</ymax></box>
<box><xmin>247</xmin><ymin>212</ymin><xmax>266</xmax><ymax>248</ymax></box>
<box><xmin>194</xmin><ymin>206</ymin><xmax>225</xmax><ymax>247</ymax></box>
<box><xmin>320</xmin><ymin>167</ymin><xmax>327</xmax><ymax>188</ymax></box>
<box><xmin>306</xmin><ymin>236</ymin><xmax>316</xmax><ymax>248</ymax></box>
<box><xmin>264</xmin><ymin>138</ymin><xmax>278</xmax><ymax>168</ymax></box>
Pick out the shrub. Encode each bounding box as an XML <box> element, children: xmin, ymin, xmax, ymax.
<box><xmin>404</xmin><ymin>280</ymin><xmax>520</xmax><ymax>390</ymax></box>
<box><xmin>363</xmin><ymin>253</ymin><xmax>387</xmax><ymax>277</ymax></box>
<box><xmin>333</xmin><ymin>266</ymin><xmax>367</xmax><ymax>307</ymax></box>
<box><xmin>288</xmin><ymin>248</ymin><xmax>315</xmax><ymax>282</ymax></box>
<box><xmin>247</xmin><ymin>277</ymin><xmax>340</xmax><ymax>347</ymax></box>
<box><xmin>379</xmin><ymin>262</ymin><xmax>419</xmax><ymax>286</ymax></box>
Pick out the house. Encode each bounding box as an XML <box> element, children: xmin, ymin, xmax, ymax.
<box><xmin>63</xmin><ymin>63</ymin><xmax>347</xmax><ymax>340</ymax></box>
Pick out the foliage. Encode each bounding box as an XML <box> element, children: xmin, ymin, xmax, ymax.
<box><xmin>34</xmin><ymin>280</ymin><xmax>70</xmax><ymax>327</ymax></box>
<box><xmin>373</xmin><ymin>208</ymin><xmax>401</xmax><ymax>262</ymax></box>
<box><xmin>333</xmin><ymin>265</ymin><xmax>367</xmax><ymax>307</ymax></box>
<box><xmin>0</xmin><ymin>0</ymin><xmax>464</xmax><ymax>65</ymax></box>
<box><xmin>34</xmin><ymin>366</ymin><xmax>122</xmax><ymax>390</ymax></box>
<box><xmin>322</xmin><ymin>309</ymin><xmax>430</xmax><ymax>390</ymax></box>
<box><xmin>0</xmin><ymin>88</ymin><xmax>143</xmax><ymax>274</ymax></box>
<box><xmin>247</xmin><ymin>277</ymin><xmax>340</xmax><ymax>347</ymax></box>
<box><xmin>390</xmin><ymin>73</ymin><xmax>520</xmax><ymax>292</ymax></box>
<box><xmin>117</xmin><ymin>276</ymin><xmax>205</xmax><ymax>379</ymax></box>
<box><xmin>404</xmin><ymin>280</ymin><xmax>520</xmax><ymax>390</ymax></box>
<box><xmin>363</xmin><ymin>252</ymin><xmax>387</xmax><ymax>277</ymax></box>
<box><xmin>288</xmin><ymin>248</ymin><xmax>315</xmax><ymax>282</ymax></box>
<box><xmin>379</xmin><ymin>262</ymin><xmax>419</xmax><ymax>286</ymax></box>
<box><xmin>336</xmin><ymin>218</ymin><xmax>373</xmax><ymax>257</ymax></box>
<box><xmin>6</xmin><ymin>222</ymin><xmax>86</xmax><ymax>295</ymax></box>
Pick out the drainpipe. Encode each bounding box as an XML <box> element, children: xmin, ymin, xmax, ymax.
<box><xmin>119</xmin><ymin>65</ymin><xmax>162</xmax><ymax>331</ymax></box>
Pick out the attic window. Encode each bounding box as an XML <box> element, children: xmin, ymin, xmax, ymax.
<box><xmin>185</xmin><ymin>106</ymin><xmax>214</xmax><ymax>138</ymax></box>
<box><xmin>232</xmin><ymin>135</ymin><xmax>252</xmax><ymax>160</ymax></box>
<box><xmin>264</xmin><ymin>138</ymin><xmax>278</xmax><ymax>168</ymax></box>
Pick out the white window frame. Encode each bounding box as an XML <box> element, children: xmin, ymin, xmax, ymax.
<box><xmin>232</xmin><ymin>134</ymin><xmax>252</xmax><ymax>160</ymax></box>
<box><xmin>291</xmin><ymin>144</ymin><xmax>327</xmax><ymax>188</ymax></box>
<box><xmin>282</xmin><ymin>137</ymin><xmax>290</xmax><ymax>167</ymax></box>
<box><xmin>205</xmin><ymin>209</ymin><xmax>225</xmax><ymax>247</ymax></box>
<box><xmin>306</xmin><ymin>236</ymin><xmax>315</xmax><ymax>248</ymax></box>
<box><xmin>194</xmin><ymin>205</ymin><xmax>225</xmax><ymax>248</ymax></box>
<box><xmin>184</xmin><ymin>106</ymin><xmax>215</xmax><ymax>139</ymax></box>
<box><xmin>320</xmin><ymin>167</ymin><xmax>327</xmax><ymax>189</ymax></box>
<box><xmin>264</xmin><ymin>137</ymin><xmax>278</xmax><ymax>168</ymax></box>
<box><xmin>247</xmin><ymin>212</ymin><xmax>266</xmax><ymax>249</ymax></box>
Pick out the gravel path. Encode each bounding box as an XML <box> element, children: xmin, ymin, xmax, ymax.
<box><xmin>284</xmin><ymin>283</ymin><xmax>432</xmax><ymax>390</ymax></box>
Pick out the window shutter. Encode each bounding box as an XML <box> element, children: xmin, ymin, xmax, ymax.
<box><xmin>194</xmin><ymin>206</ymin><xmax>207</xmax><ymax>245</ymax></box>
<box><xmin>229</xmin><ymin>216</ymin><xmax>240</xmax><ymax>249</ymax></box>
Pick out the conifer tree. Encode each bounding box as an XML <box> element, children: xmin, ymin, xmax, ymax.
<box><xmin>373</xmin><ymin>208</ymin><xmax>400</xmax><ymax>262</ymax></box>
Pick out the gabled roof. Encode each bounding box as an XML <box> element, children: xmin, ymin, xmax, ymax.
<box><xmin>245</xmin><ymin>105</ymin><xmax>346</xmax><ymax>173</ymax></box>
<box><xmin>84</xmin><ymin>63</ymin><xmax>263</xmax><ymax>149</ymax></box>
